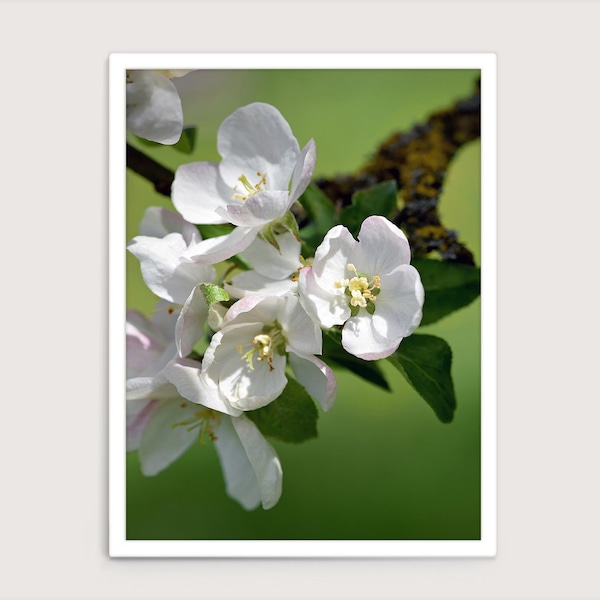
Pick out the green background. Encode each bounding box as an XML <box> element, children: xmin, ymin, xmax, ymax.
<box><xmin>125</xmin><ymin>69</ymin><xmax>481</xmax><ymax>540</ymax></box>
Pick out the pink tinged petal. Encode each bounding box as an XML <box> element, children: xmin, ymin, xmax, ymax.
<box><xmin>342</xmin><ymin>313</ymin><xmax>400</xmax><ymax>361</ymax></box>
<box><xmin>350</xmin><ymin>216</ymin><xmax>412</xmax><ymax>276</ymax></box>
<box><xmin>220</xmin><ymin>190</ymin><xmax>292</xmax><ymax>227</ymax></box>
<box><xmin>290</xmin><ymin>138</ymin><xmax>317</xmax><ymax>203</ymax></box>
<box><xmin>241</xmin><ymin>231</ymin><xmax>302</xmax><ymax>280</ymax></box>
<box><xmin>224</xmin><ymin>295</ymin><xmax>282</xmax><ymax>327</ymax></box>
<box><xmin>279</xmin><ymin>294</ymin><xmax>322</xmax><ymax>356</ymax></box>
<box><xmin>139</xmin><ymin>206</ymin><xmax>201</xmax><ymax>245</ymax></box>
<box><xmin>288</xmin><ymin>352</ymin><xmax>337</xmax><ymax>413</ymax></box>
<box><xmin>128</xmin><ymin>232</ymin><xmax>216</xmax><ymax>305</ymax></box>
<box><xmin>223</xmin><ymin>296</ymin><xmax>269</xmax><ymax>324</ymax></box>
<box><xmin>164</xmin><ymin>358</ymin><xmax>242</xmax><ymax>416</ymax></box>
<box><xmin>311</xmin><ymin>225</ymin><xmax>357</xmax><ymax>291</ymax></box>
<box><xmin>225</xmin><ymin>271</ymin><xmax>296</xmax><ymax>299</ymax></box>
<box><xmin>182</xmin><ymin>226</ymin><xmax>261</xmax><ymax>264</ymax></box>
<box><xmin>214</xmin><ymin>414</ymin><xmax>283</xmax><ymax>510</ymax></box>
<box><xmin>298</xmin><ymin>267</ymin><xmax>350</xmax><ymax>329</ymax></box>
<box><xmin>176</xmin><ymin>286</ymin><xmax>208</xmax><ymax>358</ymax></box>
<box><xmin>217</xmin><ymin>103</ymin><xmax>300</xmax><ymax>191</ymax></box>
<box><xmin>171</xmin><ymin>162</ymin><xmax>230</xmax><ymax>225</ymax></box>
<box><xmin>126</xmin><ymin>71</ymin><xmax>183</xmax><ymax>145</ymax></box>
<box><xmin>126</xmin><ymin>311</ymin><xmax>165</xmax><ymax>377</ymax></box>
<box><xmin>137</xmin><ymin>399</ymin><xmax>201</xmax><ymax>476</ymax></box>
<box><xmin>126</xmin><ymin>399</ymin><xmax>159</xmax><ymax>452</ymax></box>
<box><xmin>371</xmin><ymin>265</ymin><xmax>425</xmax><ymax>339</ymax></box>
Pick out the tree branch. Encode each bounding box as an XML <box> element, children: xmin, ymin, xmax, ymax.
<box><xmin>126</xmin><ymin>143</ymin><xmax>174</xmax><ymax>197</ymax></box>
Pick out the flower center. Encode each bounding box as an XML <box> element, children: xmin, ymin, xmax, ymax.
<box><xmin>237</xmin><ymin>323</ymin><xmax>287</xmax><ymax>372</ymax></box>
<box><xmin>231</xmin><ymin>171</ymin><xmax>267</xmax><ymax>202</ymax></box>
<box><xmin>334</xmin><ymin>264</ymin><xmax>381</xmax><ymax>314</ymax></box>
<box><xmin>171</xmin><ymin>405</ymin><xmax>221</xmax><ymax>443</ymax></box>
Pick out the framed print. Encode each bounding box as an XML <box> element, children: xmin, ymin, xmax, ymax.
<box><xmin>109</xmin><ymin>53</ymin><xmax>496</xmax><ymax>557</ymax></box>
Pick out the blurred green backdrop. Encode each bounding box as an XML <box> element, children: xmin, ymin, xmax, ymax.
<box><xmin>125</xmin><ymin>69</ymin><xmax>481</xmax><ymax>540</ymax></box>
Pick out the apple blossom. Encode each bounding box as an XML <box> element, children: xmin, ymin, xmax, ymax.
<box><xmin>298</xmin><ymin>216</ymin><xmax>425</xmax><ymax>360</ymax></box>
<box><xmin>127</xmin><ymin>207</ymin><xmax>216</xmax><ymax>305</ymax></box>
<box><xmin>126</xmin><ymin>70</ymin><xmax>189</xmax><ymax>144</ymax></box>
<box><xmin>171</xmin><ymin>294</ymin><xmax>337</xmax><ymax>413</ymax></box>
<box><xmin>126</xmin><ymin>308</ymin><xmax>282</xmax><ymax>510</ymax></box>
<box><xmin>171</xmin><ymin>102</ymin><xmax>316</xmax><ymax>264</ymax></box>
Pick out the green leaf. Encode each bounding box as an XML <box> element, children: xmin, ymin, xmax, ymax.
<box><xmin>412</xmin><ymin>258</ymin><xmax>481</xmax><ymax>326</ymax></box>
<box><xmin>197</xmin><ymin>223</ymin><xmax>235</xmax><ymax>240</ymax></box>
<box><xmin>172</xmin><ymin>127</ymin><xmax>196</xmax><ymax>154</ymax></box>
<box><xmin>339</xmin><ymin>180</ymin><xmax>398</xmax><ymax>236</ymax></box>
<box><xmin>321</xmin><ymin>333</ymin><xmax>390</xmax><ymax>391</ymax></box>
<box><xmin>388</xmin><ymin>334</ymin><xmax>456</xmax><ymax>423</ymax></box>
<box><xmin>297</xmin><ymin>184</ymin><xmax>337</xmax><ymax>253</ymax></box>
<box><xmin>135</xmin><ymin>126</ymin><xmax>196</xmax><ymax>154</ymax></box>
<box><xmin>246</xmin><ymin>378</ymin><xmax>318</xmax><ymax>443</ymax></box>
<box><xmin>200</xmin><ymin>283</ymin><xmax>229</xmax><ymax>305</ymax></box>
<box><xmin>298</xmin><ymin>184</ymin><xmax>336</xmax><ymax>232</ymax></box>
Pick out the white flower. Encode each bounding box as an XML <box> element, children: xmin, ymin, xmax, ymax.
<box><xmin>126</xmin><ymin>308</ymin><xmax>283</xmax><ymax>510</ymax></box>
<box><xmin>171</xmin><ymin>102</ymin><xmax>316</xmax><ymax>264</ymax></box>
<box><xmin>126</xmin><ymin>70</ymin><xmax>189</xmax><ymax>144</ymax></box>
<box><xmin>174</xmin><ymin>294</ymin><xmax>336</xmax><ymax>413</ymax></box>
<box><xmin>225</xmin><ymin>230</ymin><xmax>303</xmax><ymax>299</ymax></box>
<box><xmin>127</xmin><ymin>207</ymin><xmax>216</xmax><ymax>305</ymax></box>
<box><xmin>298</xmin><ymin>216</ymin><xmax>424</xmax><ymax>360</ymax></box>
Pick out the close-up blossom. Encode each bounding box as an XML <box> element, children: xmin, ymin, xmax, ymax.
<box><xmin>127</xmin><ymin>207</ymin><xmax>216</xmax><ymax>305</ymax></box>
<box><xmin>126</xmin><ymin>70</ymin><xmax>189</xmax><ymax>144</ymax></box>
<box><xmin>169</xmin><ymin>294</ymin><xmax>336</xmax><ymax>413</ymax></box>
<box><xmin>171</xmin><ymin>102</ymin><xmax>316</xmax><ymax>263</ymax></box>
<box><xmin>126</xmin><ymin>308</ymin><xmax>282</xmax><ymax>510</ymax></box>
<box><xmin>298</xmin><ymin>216</ymin><xmax>425</xmax><ymax>360</ymax></box>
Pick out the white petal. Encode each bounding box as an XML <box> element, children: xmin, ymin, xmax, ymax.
<box><xmin>290</xmin><ymin>139</ymin><xmax>317</xmax><ymax>203</ymax></box>
<box><xmin>219</xmin><ymin>349</ymin><xmax>287</xmax><ymax>411</ymax></box>
<box><xmin>214</xmin><ymin>414</ymin><xmax>283</xmax><ymax>510</ymax></box>
<box><xmin>182</xmin><ymin>226</ymin><xmax>260</xmax><ymax>264</ymax></box>
<box><xmin>298</xmin><ymin>267</ymin><xmax>350</xmax><ymax>328</ymax></box>
<box><xmin>164</xmin><ymin>358</ymin><xmax>242</xmax><ymax>416</ymax></box>
<box><xmin>126</xmin><ymin>71</ymin><xmax>183</xmax><ymax>145</ymax></box>
<box><xmin>172</xmin><ymin>162</ymin><xmax>231</xmax><ymax>225</ymax></box>
<box><xmin>137</xmin><ymin>399</ymin><xmax>201</xmax><ymax>476</ymax></box>
<box><xmin>288</xmin><ymin>351</ymin><xmax>337</xmax><ymax>412</ymax></box>
<box><xmin>128</xmin><ymin>232</ymin><xmax>216</xmax><ymax>304</ymax></box>
<box><xmin>280</xmin><ymin>294</ymin><xmax>322</xmax><ymax>355</ymax></box>
<box><xmin>350</xmin><ymin>216</ymin><xmax>411</xmax><ymax>276</ymax></box>
<box><xmin>126</xmin><ymin>399</ymin><xmax>159</xmax><ymax>452</ymax></box>
<box><xmin>217</xmin><ymin>103</ymin><xmax>300</xmax><ymax>191</ymax></box>
<box><xmin>222</xmin><ymin>191</ymin><xmax>292</xmax><ymax>227</ymax></box>
<box><xmin>371</xmin><ymin>265</ymin><xmax>425</xmax><ymax>339</ymax></box>
<box><xmin>342</xmin><ymin>313</ymin><xmax>400</xmax><ymax>361</ymax></box>
<box><xmin>311</xmin><ymin>225</ymin><xmax>357</xmax><ymax>290</ymax></box>
<box><xmin>225</xmin><ymin>271</ymin><xmax>296</xmax><ymax>299</ymax></box>
<box><xmin>241</xmin><ymin>230</ymin><xmax>301</xmax><ymax>280</ymax></box>
<box><xmin>175</xmin><ymin>286</ymin><xmax>208</xmax><ymax>358</ymax></box>
<box><xmin>126</xmin><ymin>373</ymin><xmax>180</xmax><ymax>401</ymax></box>
<box><xmin>139</xmin><ymin>206</ymin><xmax>201</xmax><ymax>245</ymax></box>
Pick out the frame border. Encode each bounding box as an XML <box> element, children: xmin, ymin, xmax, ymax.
<box><xmin>109</xmin><ymin>52</ymin><xmax>497</xmax><ymax>558</ymax></box>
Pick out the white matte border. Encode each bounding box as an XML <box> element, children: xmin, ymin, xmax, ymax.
<box><xmin>109</xmin><ymin>52</ymin><xmax>497</xmax><ymax>558</ymax></box>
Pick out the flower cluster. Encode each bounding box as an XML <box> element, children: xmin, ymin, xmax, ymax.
<box><xmin>127</xmin><ymin>101</ymin><xmax>424</xmax><ymax>509</ymax></box>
